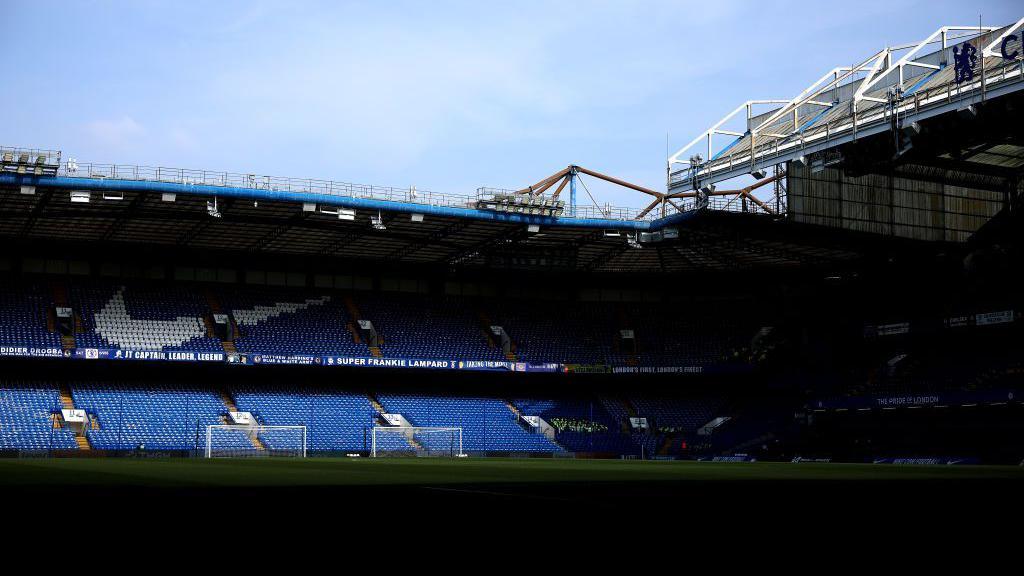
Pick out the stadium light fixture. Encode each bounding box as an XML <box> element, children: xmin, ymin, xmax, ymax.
<box><xmin>476</xmin><ymin>192</ymin><xmax>565</xmax><ymax>217</ymax></box>
<box><xmin>337</xmin><ymin>208</ymin><xmax>355</xmax><ymax>221</ymax></box>
<box><xmin>70</xmin><ymin>190</ymin><xmax>91</xmax><ymax>203</ymax></box>
<box><xmin>527</xmin><ymin>224</ymin><xmax>540</xmax><ymax>233</ymax></box>
<box><xmin>750</xmin><ymin>169</ymin><xmax>767</xmax><ymax>179</ymax></box>
<box><xmin>20</xmin><ymin>185</ymin><xmax>35</xmax><ymax>195</ymax></box>
<box><xmin>161</xmin><ymin>192</ymin><xmax>176</xmax><ymax>202</ymax></box>
<box><xmin>957</xmin><ymin>104</ymin><xmax>977</xmax><ymax>119</ymax></box>
<box><xmin>411</xmin><ymin>213</ymin><xmax>424</xmax><ymax>223</ymax></box>
<box><xmin>102</xmin><ymin>191</ymin><xmax>124</xmax><ymax>201</ymax></box>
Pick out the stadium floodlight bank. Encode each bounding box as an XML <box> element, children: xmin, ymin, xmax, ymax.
<box><xmin>204</xmin><ymin>424</ymin><xmax>307</xmax><ymax>458</ymax></box>
<box><xmin>371</xmin><ymin>426</ymin><xmax>464</xmax><ymax>458</ymax></box>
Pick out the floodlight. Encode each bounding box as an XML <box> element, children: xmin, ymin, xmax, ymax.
<box><xmin>70</xmin><ymin>190</ymin><xmax>91</xmax><ymax>203</ymax></box>
<box><xmin>162</xmin><ymin>192</ymin><xmax>176</xmax><ymax>202</ymax></box>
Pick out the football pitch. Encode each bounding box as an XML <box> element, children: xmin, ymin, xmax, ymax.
<box><xmin>2</xmin><ymin>457</ymin><xmax>1021</xmax><ymax>492</ymax></box>
<box><xmin>3</xmin><ymin>458</ymin><xmax>1022</xmax><ymax>528</ymax></box>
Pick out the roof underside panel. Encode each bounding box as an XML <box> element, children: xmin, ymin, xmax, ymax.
<box><xmin>0</xmin><ymin>185</ymin><xmax>878</xmax><ymax>273</ymax></box>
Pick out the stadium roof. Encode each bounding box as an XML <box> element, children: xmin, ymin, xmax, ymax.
<box><xmin>0</xmin><ymin>176</ymin><xmax>929</xmax><ymax>273</ymax></box>
<box><xmin>669</xmin><ymin>18</ymin><xmax>1024</xmax><ymax>191</ymax></box>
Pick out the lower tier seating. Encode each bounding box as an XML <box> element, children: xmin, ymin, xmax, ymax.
<box><xmin>377</xmin><ymin>393</ymin><xmax>561</xmax><ymax>452</ymax></box>
<box><xmin>0</xmin><ymin>382</ymin><xmax>77</xmax><ymax>450</ymax></box>
<box><xmin>0</xmin><ymin>380</ymin><xmax>724</xmax><ymax>456</ymax></box>
<box><xmin>71</xmin><ymin>382</ymin><xmax>241</xmax><ymax>451</ymax></box>
<box><xmin>231</xmin><ymin>385</ymin><xmax>375</xmax><ymax>452</ymax></box>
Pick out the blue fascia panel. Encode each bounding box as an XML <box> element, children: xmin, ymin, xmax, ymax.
<box><xmin>0</xmin><ymin>174</ymin><xmax>687</xmax><ymax>231</ymax></box>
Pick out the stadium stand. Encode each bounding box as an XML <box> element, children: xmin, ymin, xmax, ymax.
<box><xmin>71</xmin><ymin>282</ymin><xmax>222</xmax><ymax>352</ymax></box>
<box><xmin>0</xmin><ymin>280</ymin><xmax>61</xmax><ymax>351</ymax></box>
<box><xmin>231</xmin><ymin>385</ymin><xmax>374</xmax><ymax>451</ymax></box>
<box><xmin>70</xmin><ymin>381</ymin><xmax>247</xmax><ymax>451</ymax></box>
<box><xmin>629</xmin><ymin>394</ymin><xmax>723</xmax><ymax>434</ymax></box>
<box><xmin>0</xmin><ymin>382</ymin><xmax>76</xmax><ymax>450</ymax></box>
<box><xmin>491</xmin><ymin>301</ymin><xmax>618</xmax><ymax>364</ymax></box>
<box><xmin>377</xmin><ymin>392</ymin><xmax>561</xmax><ymax>452</ymax></box>
<box><xmin>220</xmin><ymin>287</ymin><xmax>364</xmax><ymax>357</ymax></box>
<box><xmin>0</xmin><ymin>276</ymin><xmax>759</xmax><ymax>367</ymax></box>
<box><xmin>512</xmin><ymin>397</ymin><xmax>639</xmax><ymax>454</ymax></box>
<box><xmin>356</xmin><ymin>293</ymin><xmax>505</xmax><ymax>361</ymax></box>
<box><xmin>628</xmin><ymin>307</ymin><xmax>754</xmax><ymax>367</ymax></box>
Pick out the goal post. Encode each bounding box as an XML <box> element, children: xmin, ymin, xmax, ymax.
<box><xmin>371</xmin><ymin>426</ymin><xmax>463</xmax><ymax>458</ymax></box>
<box><xmin>204</xmin><ymin>424</ymin><xmax>307</xmax><ymax>458</ymax></box>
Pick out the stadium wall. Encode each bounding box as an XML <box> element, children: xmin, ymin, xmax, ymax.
<box><xmin>787</xmin><ymin>162</ymin><xmax>1009</xmax><ymax>243</ymax></box>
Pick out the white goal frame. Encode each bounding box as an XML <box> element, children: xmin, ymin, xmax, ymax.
<box><xmin>204</xmin><ymin>424</ymin><xmax>307</xmax><ymax>458</ymax></box>
<box><xmin>371</xmin><ymin>426</ymin><xmax>464</xmax><ymax>458</ymax></box>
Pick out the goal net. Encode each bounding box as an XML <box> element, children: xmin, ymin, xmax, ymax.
<box><xmin>204</xmin><ymin>424</ymin><xmax>307</xmax><ymax>458</ymax></box>
<box><xmin>371</xmin><ymin>426</ymin><xmax>463</xmax><ymax>457</ymax></box>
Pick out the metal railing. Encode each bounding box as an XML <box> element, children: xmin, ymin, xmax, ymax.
<box><xmin>50</xmin><ymin>162</ymin><xmax>659</xmax><ymax>222</ymax></box>
<box><xmin>670</xmin><ymin>57</ymin><xmax>1024</xmax><ymax>188</ymax></box>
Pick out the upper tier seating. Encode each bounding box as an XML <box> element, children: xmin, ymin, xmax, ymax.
<box><xmin>221</xmin><ymin>288</ymin><xmax>364</xmax><ymax>357</ymax></box>
<box><xmin>626</xmin><ymin>305</ymin><xmax>754</xmax><ymax>367</ymax></box>
<box><xmin>231</xmin><ymin>385</ymin><xmax>375</xmax><ymax>451</ymax></box>
<box><xmin>0</xmin><ymin>274</ymin><xmax>756</xmax><ymax>367</ymax></box>
<box><xmin>377</xmin><ymin>393</ymin><xmax>560</xmax><ymax>452</ymax></box>
<box><xmin>491</xmin><ymin>301</ymin><xmax>619</xmax><ymax>364</ymax></box>
<box><xmin>0</xmin><ymin>280</ymin><xmax>61</xmax><ymax>350</ymax></box>
<box><xmin>71</xmin><ymin>282</ymin><xmax>222</xmax><ymax>352</ymax></box>
<box><xmin>357</xmin><ymin>294</ymin><xmax>504</xmax><ymax>361</ymax></box>
<box><xmin>70</xmin><ymin>382</ymin><xmax>244</xmax><ymax>451</ymax></box>
<box><xmin>0</xmin><ymin>382</ymin><xmax>77</xmax><ymax>450</ymax></box>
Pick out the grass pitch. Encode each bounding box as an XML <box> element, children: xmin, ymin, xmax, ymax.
<box><xmin>3</xmin><ymin>458</ymin><xmax>1022</xmax><ymax>528</ymax></box>
<box><xmin>2</xmin><ymin>456</ymin><xmax>1021</xmax><ymax>488</ymax></box>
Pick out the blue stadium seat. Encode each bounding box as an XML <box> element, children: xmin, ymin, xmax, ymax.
<box><xmin>0</xmin><ymin>382</ymin><xmax>77</xmax><ymax>450</ymax></box>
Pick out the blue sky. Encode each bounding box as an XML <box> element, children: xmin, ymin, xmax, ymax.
<box><xmin>5</xmin><ymin>0</ymin><xmax>1020</xmax><ymax>208</ymax></box>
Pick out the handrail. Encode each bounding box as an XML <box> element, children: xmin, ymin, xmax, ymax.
<box><xmin>53</xmin><ymin>162</ymin><xmax>658</xmax><ymax>222</ymax></box>
<box><xmin>670</xmin><ymin>50</ymin><xmax>1024</xmax><ymax>189</ymax></box>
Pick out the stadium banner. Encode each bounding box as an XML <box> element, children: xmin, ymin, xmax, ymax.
<box><xmin>249</xmin><ymin>354</ymin><xmax>322</xmax><ymax>366</ymax></box>
<box><xmin>613</xmin><ymin>365</ymin><xmax>705</xmax><ymax>374</ymax></box>
<box><xmin>0</xmin><ymin>346</ymin><xmax>65</xmax><ymax>358</ymax></box>
<box><xmin>70</xmin><ymin>348</ymin><xmax>224</xmax><ymax>362</ymax></box>
<box><xmin>2</xmin><ymin>342</ymin><xmax>741</xmax><ymax>375</ymax></box>
<box><xmin>610</xmin><ymin>363</ymin><xmax>753</xmax><ymax>375</ymax></box>
<box><xmin>811</xmin><ymin>388</ymin><xmax>1020</xmax><ymax>411</ymax></box>
<box><xmin>872</xmin><ymin>457</ymin><xmax>981</xmax><ymax>465</ymax></box>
